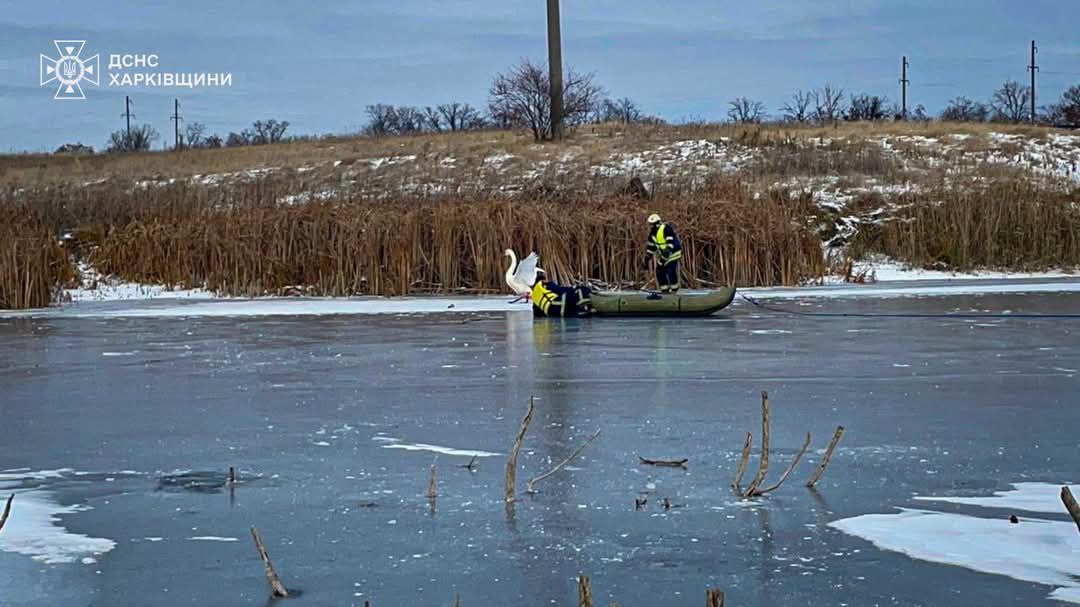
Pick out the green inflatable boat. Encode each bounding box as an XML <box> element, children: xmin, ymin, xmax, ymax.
<box><xmin>590</xmin><ymin>287</ymin><xmax>737</xmax><ymax>317</ymax></box>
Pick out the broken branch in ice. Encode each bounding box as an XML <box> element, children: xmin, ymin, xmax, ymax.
<box><xmin>578</xmin><ymin>574</ymin><xmax>594</xmax><ymax>607</ymax></box>
<box><xmin>458</xmin><ymin>455</ymin><xmax>479</xmax><ymax>472</ymax></box>
<box><xmin>706</xmin><ymin>588</ymin><xmax>726</xmax><ymax>607</ymax></box>
<box><xmin>1062</xmin><ymin>486</ymin><xmax>1080</xmax><ymax>535</ymax></box>
<box><xmin>250</xmin><ymin>526</ymin><xmax>289</xmax><ymax>598</ymax></box>
<box><xmin>504</xmin><ymin>395</ymin><xmax>536</xmax><ymax>503</ymax></box>
<box><xmin>807</xmin><ymin>425</ymin><xmax>845</xmax><ymax>488</ymax></box>
<box><xmin>526</xmin><ymin>429</ymin><xmax>601</xmax><ymax>494</ymax></box>
<box><xmin>735</xmin><ymin>391</ymin><xmax>822</xmax><ymax>498</ymax></box>
<box><xmin>0</xmin><ymin>494</ymin><xmax>12</xmax><ymax>533</ymax></box>
<box><xmin>731</xmin><ymin>432</ymin><xmax>752</xmax><ymax>495</ymax></box>
<box><xmin>752</xmin><ymin>432</ymin><xmax>811</xmax><ymax>496</ymax></box>
<box><xmin>427</xmin><ymin>460</ymin><xmax>438</xmax><ymax>500</ymax></box>
<box><xmin>227</xmin><ymin>466</ymin><xmax>236</xmax><ymax>484</ymax></box>
<box><xmin>638</xmin><ymin>456</ymin><xmax>688</xmax><ymax>468</ymax></box>
<box><xmin>743</xmin><ymin>391</ymin><xmax>772</xmax><ymax>497</ymax></box>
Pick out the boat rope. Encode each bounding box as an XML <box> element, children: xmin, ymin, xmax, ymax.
<box><xmin>737</xmin><ymin>293</ymin><xmax>1080</xmax><ymax>320</ymax></box>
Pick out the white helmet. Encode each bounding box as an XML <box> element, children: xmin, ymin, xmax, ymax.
<box><xmin>647</xmin><ymin>213</ymin><xmax>661</xmax><ymax>224</ymax></box>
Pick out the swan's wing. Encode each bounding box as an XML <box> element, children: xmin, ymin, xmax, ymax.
<box><xmin>512</xmin><ymin>252</ymin><xmax>540</xmax><ymax>290</ymax></box>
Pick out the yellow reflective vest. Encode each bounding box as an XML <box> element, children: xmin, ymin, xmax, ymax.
<box><xmin>531</xmin><ymin>281</ymin><xmax>562</xmax><ymax>316</ymax></box>
<box><xmin>649</xmin><ymin>223</ymin><xmax>683</xmax><ymax>263</ymax></box>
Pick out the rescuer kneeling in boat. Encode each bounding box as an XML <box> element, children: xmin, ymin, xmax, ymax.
<box><xmin>531</xmin><ymin>269</ymin><xmax>593</xmax><ymax>317</ymax></box>
<box><xmin>644</xmin><ymin>213</ymin><xmax>682</xmax><ymax>294</ymax></box>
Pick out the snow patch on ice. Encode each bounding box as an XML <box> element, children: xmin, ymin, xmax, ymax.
<box><xmin>830</xmin><ymin>507</ymin><xmax>1080</xmax><ymax>604</ymax></box>
<box><xmin>913</xmin><ymin>482</ymin><xmax>1079</xmax><ymax>514</ymax></box>
<box><xmin>0</xmin><ymin>471</ymin><xmax>116</xmax><ymax>565</ymax></box>
<box><xmin>187</xmin><ymin>536</ymin><xmax>239</xmax><ymax>542</ymax></box>
<box><xmin>374</xmin><ymin>437</ymin><xmax>500</xmax><ymax>458</ymax></box>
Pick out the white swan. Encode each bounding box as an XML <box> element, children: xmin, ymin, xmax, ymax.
<box><xmin>504</xmin><ymin>249</ymin><xmax>541</xmax><ymax>301</ymax></box>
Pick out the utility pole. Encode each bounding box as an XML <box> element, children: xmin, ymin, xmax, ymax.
<box><xmin>170</xmin><ymin>98</ymin><xmax>183</xmax><ymax>150</ymax></box>
<box><xmin>546</xmin><ymin>0</ymin><xmax>564</xmax><ymax>141</ymax></box>
<box><xmin>899</xmin><ymin>56</ymin><xmax>909</xmax><ymax>120</ymax></box>
<box><xmin>1027</xmin><ymin>40</ymin><xmax>1038</xmax><ymax>123</ymax></box>
<box><xmin>122</xmin><ymin>95</ymin><xmax>135</xmax><ymax>141</ymax></box>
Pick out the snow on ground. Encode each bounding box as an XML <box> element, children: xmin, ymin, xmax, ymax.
<box><xmin>837</xmin><ymin>257</ymin><xmax>1077</xmax><ymax>283</ymax></box>
<box><xmin>830</xmin><ymin>483</ymin><xmax>1080</xmax><ymax>604</ymax></box>
<box><xmin>0</xmin><ymin>469</ymin><xmax>117</xmax><ymax>565</ymax></box>
<box><xmin>592</xmin><ymin>138</ymin><xmax>757</xmax><ymax>178</ymax></box>
<box><xmin>367</xmin><ymin>155</ymin><xmax>417</xmax><ymax>170</ymax></box>
<box><xmin>64</xmin><ymin>263</ymin><xmax>212</xmax><ymax>303</ymax></box>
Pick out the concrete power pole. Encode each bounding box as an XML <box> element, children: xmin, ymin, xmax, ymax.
<box><xmin>1027</xmin><ymin>40</ymin><xmax>1038</xmax><ymax>123</ymax></box>
<box><xmin>170</xmin><ymin>98</ymin><xmax>183</xmax><ymax>150</ymax></box>
<box><xmin>546</xmin><ymin>0</ymin><xmax>564</xmax><ymax>141</ymax></box>
<box><xmin>122</xmin><ymin>95</ymin><xmax>134</xmax><ymax>141</ymax></box>
<box><xmin>899</xmin><ymin>56</ymin><xmax>909</xmax><ymax>120</ymax></box>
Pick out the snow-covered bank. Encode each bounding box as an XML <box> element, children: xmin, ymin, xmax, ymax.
<box><xmin>3</xmin><ymin>278</ymin><xmax>1079</xmax><ymax>319</ymax></box>
<box><xmin>63</xmin><ymin>263</ymin><xmax>212</xmax><ymax>303</ymax></box>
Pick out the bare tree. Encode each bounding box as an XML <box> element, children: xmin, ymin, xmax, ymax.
<box><xmin>364</xmin><ymin>104</ymin><xmax>397</xmax><ymax>136</ymax></box>
<box><xmin>183</xmin><ymin>122</ymin><xmax>206</xmax><ymax>148</ymax></box>
<box><xmin>391</xmin><ymin>107</ymin><xmax>426</xmax><ymax>134</ymax></box>
<box><xmin>781</xmin><ymin>90</ymin><xmax>813</xmax><ymax>123</ymax></box>
<box><xmin>251</xmin><ymin>119</ymin><xmax>289</xmax><ymax>144</ymax></box>
<box><xmin>599</xmin><ymin>97</ymin><xmax>643</xmax><ymax>124</ymax></box>
<box><xmin>1042</xmin><ymin>84</ymin><xmax>1080</xmax><ymax>126</ymax></box>
<box><xmin>727</xmin><ymin>97</ymin><xmax>766</xmax><ymax>123</ymax></box>
<box><xmin>106</xmin><ymin>124</ymin><xmax>158</xmax><ymax>152</ymax></box>
<box><xmin>813</xmin><ymin>84</ymin><xmax>846</xmax><ymax>124</ymax></box>
<box><xmin>941</xmin><ymin>96</ymin><xmax>990</xmax><ymax>122</ymax></box>
<box><xmin>990</xmin><ymin>80</ymin><xmax>1032</xmax><ymax>123</ymax></box>
<box><xmin>488</xmin><ymin>59</ymin><xmax>605</xmax><ymax>141</ymax></box>
<box><xmin>436</xmin><ymin>102</ymin><xmax>484</xmax><ymax>131</ymax></box>
<box><xmin>423</xmin><ymin>106</ymin><xmax>444</xmax><ymax>132</ymax></box>
<box><xmin>846</xmin><ymin>93</ymin><xmax>890</xmax><ymax>121</ymax></box>
<box><xmin>912</xmin><ymin>104</ymin><xmax>930</xmax><ymax>123</ymax></box>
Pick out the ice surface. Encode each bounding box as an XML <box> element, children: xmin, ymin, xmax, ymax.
<box><xmin>830</xmin><ymin>508</ymin><xmax>1080</xmax><ymax>604</ymax></box>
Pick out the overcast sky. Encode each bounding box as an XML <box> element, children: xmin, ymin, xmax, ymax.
<box><xmin>1</xmin><ymin>0</ymin><xmax>1077</xmax><ymax>152</ymax></box>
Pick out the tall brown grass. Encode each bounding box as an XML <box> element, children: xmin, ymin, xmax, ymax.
<box><xmin>84</xmin><ymin>177</ymin><xmax>823</xmax><ymax>297</ymax></box>
<box><xmin>851</xmin><ymin>181</ymin><xmax>1080</xmax><ymax>271</ymax></box>
<box><xmin>0</xmin><ymin>206</ymin><xmax>75</xmax><ymax>309</ymax></box>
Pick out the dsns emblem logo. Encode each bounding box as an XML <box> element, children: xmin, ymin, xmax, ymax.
<box><xmin>40</xmin><ymin>40</ymin><xmax>99</xmax><ymax>100</ymax></box>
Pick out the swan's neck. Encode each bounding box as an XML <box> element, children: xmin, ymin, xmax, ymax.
<box><xmin>505</xmin><ymin>250</ymin><xmax>518</xmax><ymax>275</ymax></box>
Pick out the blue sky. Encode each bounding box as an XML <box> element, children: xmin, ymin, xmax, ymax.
<box><xmin>1</xmin><ymin>0</ymin><xmax>1077</xmax><ymax>152</ymax></box>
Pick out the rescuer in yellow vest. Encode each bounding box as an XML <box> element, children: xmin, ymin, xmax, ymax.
<box><xmin>530</xmin><ymin>269</ymin><xmax>593</xmax><ymax>317</ymax></box>
<box><xmin>644</xmin><ymin>213</ymin><xmax>683</xmax><ymax>293</ymax></box>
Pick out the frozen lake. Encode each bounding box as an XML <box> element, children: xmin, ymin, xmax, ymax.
<box><xmin>1</xmin><ymin>286</ymin><xmax>1078</xmax><ymax>606</ymax></box>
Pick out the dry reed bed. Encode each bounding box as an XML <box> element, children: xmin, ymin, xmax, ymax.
<box><xmin>85</xmin><ymin>179</ymin><xmax>825</xmax><ymax>297</ymax></box>
<box><xmin>851</xmin><ymin>181</ymin><xmax>1080</xmax><ymax>271</ymax></box>
<box><xmin>0</xmin><ymin>206</ymin><xmax>74</xmax><ymax>309</ymax></box>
